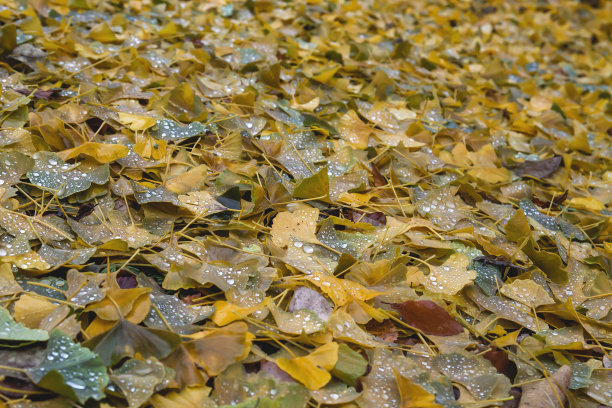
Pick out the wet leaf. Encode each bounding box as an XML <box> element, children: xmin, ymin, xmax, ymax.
<box><xmin>433</xmin><ymin>353</ymin><xmax>511</xmax><ymax>401</ymax></box>
<box><xmin>1</xmin><ymin>0</ymin><xmax>611</xmax><ymax>405</ymax></box>
<box><xmin>27</xmin><ymin>152</ymin><xmax>109</xmax><ymax>199</ymax></box>
<box><xmin>110</xmin><ymin>358</ymin><xmax>173</xmax><ymax>408</ymax></box>
<box><xmin>184</xmin><ymin>322</ymin><xmax>253</xmax><ymax>376</ymax></box>
<box><xmin>330</xmin><ymin>343</ymin><xmax>368</xmax><ymax>387</ymax></box>
<box><xmin>287</xmin><ymin>286</ymin><xmax>333</xmax><ymax>322</ymax></box>
<box><xmin>392</xmin><ymin>300</ymin><xmax>463</xmax><ymax>336</ymax></box>
<box><xmin>138</xmin><ymin>275</ymin><xmax>213</xmax><ymax>332</ymax></box>
<box><xmin>0</xmin><ymin>308</ymin><xmax>48</xmax><ymax>345</ymax></box>
<box><xmin>269</xmin><ymin>303</ymin><xmax>326</xmax><ymax>335</ymax></box>
<box><xmin>58</xmin><ymin>142</ymin><xmax>129</xmax><ymax>164</ymax></box>
<box><xmin>29</xmin><ymin>330</ymin><xmax>108</xmax><ymax>403</ymax></box>
<box><xmin>394</xmin><ymin>371</ymin><xmax>443</xmax><ymax>408</ymax></box>
<box><xmin>83</xmin><ymin>319</ymin><xmax>181</xmax><ymax>366</ymax></box>
<box><xmin>292</xmin><ymin>167</ymin><xmax>329</xmax><ymax>199</ymax></box>
<box><xmin>270</xmin><ymin>207</ymin><xmax>319</xmax><ymax>247</ymax></box>
<box><xmin>500</xmin><ymin>279</ymin><xmax>555</xmax><ymax>308</ymax></box>
<box><xmin>422</xmin><ymin>253</ymin><xmax>476</xmax><ymax>295</ymax></box>
<box><xmin>519</xmin><ymin>365</ymin><xmax>571</xmax><ymax>408</ymax></box>
<box><xmin>155</xmin><ymin>120</ymin><xmax>207</xmax><ymax>142</ymax></box>
<box><xmin>311</xmin><ymin>382</ymin><xmax>361</xmax><ymax>405</ymax></box>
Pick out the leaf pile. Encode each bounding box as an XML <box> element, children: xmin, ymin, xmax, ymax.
<box><xmin>0</xmin><ymin>0</ymin><xmax>611</xmax><ymax>406</ymax></box>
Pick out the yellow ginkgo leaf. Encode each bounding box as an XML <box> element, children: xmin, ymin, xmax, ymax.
<box><xmin>118</xmin><ymin>112</ymin><xmax>157</xmax><ymax>131</ymax></box>
<box><xmin>165</xmin><ymin>165</ymin><xmax>209</xmax><ymax>194</ymax></box>
<box><xmin>492</xmin><ymin>330</ymin><xmax>521</xmax><ymax>348</ymax></box>
<box><xmin>211</xmin><ymin>299</ymin><xmax>269</xmax><ymax>326</ymax></box>
<box><xmin>312</xmin><ymin>65</ymin><xmax>340</xmax><ymax>84</ymax></box>
<box><xmin>304</xmin><ymin>271</ymin><xmax>380</xmax><ymax>307</ymax></box>
<box><xmin>158</xmin><ymin>21</ymin><xmax>178</xmax><ymax>37</ymax></box>
<box><xmin>338</xmin><ymin>110</ymin><xmax>373</xmax><ymax>149</ymax></box>
<box><xmin>528</xmin><ymin>95</ymin><xmax>552</xmax><ymax>112</ymax></box>
<box><xmin>394</xmin><ymin>370</ymin><xmax>443</xmax><ymax>408</ymax></box>
<box><xmin>89</xmin><ymin>22</ymin><xmax>118</xmax><ymax>43</ymax></box>
<box><xmin>58</xmin><ymin>142</ymin><xmax>129</xmax><ymax>163</ymax></box>
<box><xmin>150</xmin><ymin>386</ymin><xmax>212</xmax><ymax>408</ymax></box>
<box><xmin>276</xmin><ymin>342</ymin><xmax>339</xmax><ymax>390</ymax></box>
<box><xmin>85</xmin><ymin>277</ymin><xmax>151</xmax><ymax>324</ymax></box>
<box><xmin>500</xmin><ymin>279</ymin><xmax>555</xmax><ymax>308</ymax></box>
<box><xmin>468</xmin><ymin>167</ymin><xmax>511</xmax><ymax>184</ymax></box>
<box><xmin>3</xmin><ymin>251</ymin><xmax>50</xmax><ymax>272</ymax></box>
<box><xmin>568</xmin><ymin>197</ymin><xmax>605</xmax><ymax>212</ymax></box>
<box><xmin>185</xmin><ymin>322</ymin><xmax>254</xmax><ymax>376</ymax></box>
<box><xmin>133</xmin><ymin>135</ymin><xmax>167</xmax><ymax>160</ymax></box>
<box><xmin>421</xmin><ymin>253</ymin><xmax>476</xmax><ymax>295</ymax></box>
<box><xmin>270</xmin><ymin>207</ymin><xmax>319</xmax><ymax>247</ymax></box>
<box><xmin>14</xmin><ymin>293</ymin><xmax>57</xmax><ymax>329</ymax></box>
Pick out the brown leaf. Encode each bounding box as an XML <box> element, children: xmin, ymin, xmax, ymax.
<box><xmin>391</xmin><ymin>300</ymin><xmax>463</xmax><ymax>336</ymax></box>
<box><xmin>365</xmin><ymin>319</ymin><xmax>398</xmax><ymax>343</ymax></box>
<box><xmin>347</xmin><ymin>209</ymin><xmax>387</xmax><ymax>226</ymax></box>
<box><xmin>371</xmin><ymin>163</ymin><xmax>387</xmax><ymax>187</ymax></box>
<box><xmin>531</xmin><ymin>191</ymin><xmax>568</xmax><ymax>208</ymax></box>
<box><xmin>518</xmin><ymin>365</ymin><xmax>572</xmax><ymax>408</ymax></box>
<box><xmin>14</xmin><ymin>88</ymin><xmax>57</xmax><ymax>100</ymax></box>
<box><xmin>514</xmin><ymin>156</ymin><xmax>563</xmax><ymax>179</ymax></box>
<box><xmin>483</xmin><ymin>348</ymin><xmax>510</xmax><ymax>374</ymax></box>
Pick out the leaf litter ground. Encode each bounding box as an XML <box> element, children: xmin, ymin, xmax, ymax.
<box><xmin>0</xmin><ymin>0</ymin><xmax>611</xmax><ymax>407</ymax></box>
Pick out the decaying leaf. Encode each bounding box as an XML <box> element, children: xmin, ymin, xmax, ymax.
<box><xmin>392</xmin><ymin>300</ymin><xmax>463</xmax><ymax>336</ymax></box>
<box><xmin>514</xmin><ymin>156</ymin><xmax>563</xmax><ymax>179</ymax></box>
<box><xmin>519</xmin><ymin>365</ymin><xmax>572</xmax><ymax>408</ymax></box>
<box><xmin>270</xmin><ymin>207</ymin><xmax>319</xmax><ymax>247</ymax></box>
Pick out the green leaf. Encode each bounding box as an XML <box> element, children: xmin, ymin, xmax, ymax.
<box><xmin>155</xmin><ymin>119</ymin><xmax>207</xmax><ymax>141</ymax></box>
<box><xmin>111</xmin><ymin>358</ymin><xmax>174</xmax><ymax>408</ymax></box>
<box><xmin>420</xmin><ymin>57</ymin><xmax>437</xmax><ymax>71</ymax></box>
<box><xmin>472</xmin><ymin>260</ymin><xmax>501</xmax><ymax>296</ymax></box>
<box><xmin>330</xmin><ymin>344</ymin><xmax>368</xmax><ymax>387</ymax></box>
<box><xmin>134</xmin><ymin>186</ymin><xmax>182</xmax><ymax>206</ymax></box>
<box><xmin>138</xmin><ymin>275</ymin><xmax>214</xmax><ymax>333</ymax></box>
<box><xmin>67</xmin><ymin>0</ymin><xmax>90</xmax><ymax>9</ymax></box>
<box><xmin>317</xmin><ymin>218</ymin><xmax>376</xmax><ymax>258</ymax></box>
<box><xmin>569</xmin><ymin>362</ymin><xmax>593</xmax><ymax>390</ymax></box>
<box><xmin>519</xmin><ymin>199</ymin><xmax>587</xmax><ymax>241</ymax></box>
<box><xmin>504</xmin><ymin>209</ymin><xmax>530</xmax><ymax>243</ymax></box>
<box><xmin>503</xmin><ymin>209</ymin><xmax>566</xmax><ymax>283</ymax></box>
<box><xmin>27</xmin><ymin>152</ymin><xmax>109</xmax><ymax>199</ymax></box>
<box><xmin>0</xmin><ymin>308</ymin><xmax>48</xmax><ymax>345</ymax></box>
<box><xmin>213</xmin><ymin>364</ymin><xmax>309</xmax><ymax>408</ymax></box>
<box><xmin>523</xmin><ymin>239</ymin><xmax>567</xmax><ymax>284</ymax></box>
<box><xmin>83</xmin><ymin>319</ymin><xmax>181</xmax><ymax>366</ymax></box>
<box><xmin>302</xmin><ymin>114</ymin><xmax>337</xmax><ymax>135</ymax></box>
<box><xmin>0</xmin><ymin>24</ymin><xmax>16</xmax><ymax>53</ymax></box>
<box><xmin>0</xmin><ymin>151</ymin><xmax>34</xmax><ymax>186</ymax></box>
<box><xmin>29</xmin><ymin>330</ymin><xmax>108</xmax><ymax>403</ymax></box>
<box><xmin>433</xmin><ymin>353</ymin><xmax>511</xmax><ymax>401</ymax></box>
<box><xmin>39</xmin><ymin>245</ymin><xmax>96</xmax><ymax>267</ymax></box>
<box><xmin>292</xmin><ymin>167</ymin><xmax>329</xmax><ymax>199</ymax></box>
